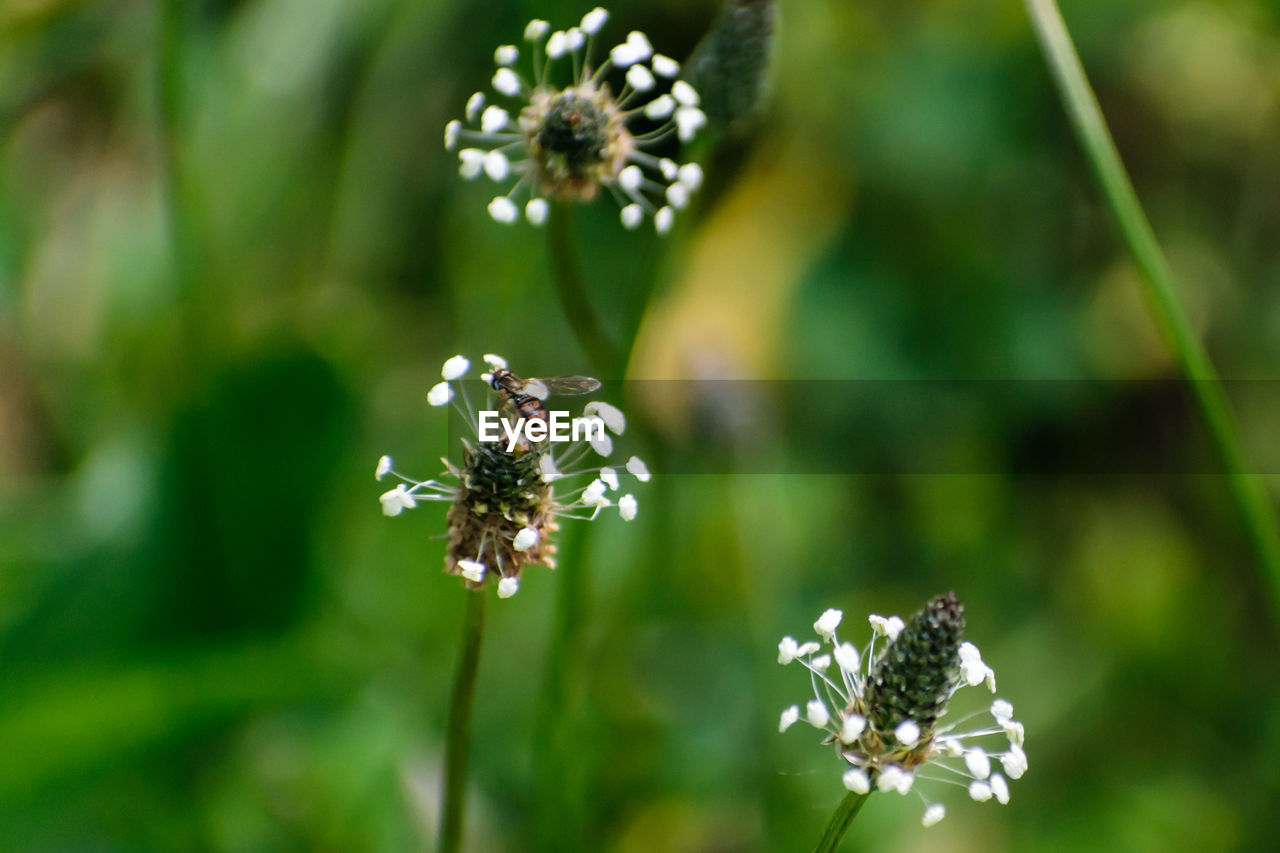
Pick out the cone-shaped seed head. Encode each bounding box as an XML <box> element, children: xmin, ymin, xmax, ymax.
<box><xmin>865</xmin><ymin>592</ymin><xmax>965</xmax><ymax>736</ymax></box>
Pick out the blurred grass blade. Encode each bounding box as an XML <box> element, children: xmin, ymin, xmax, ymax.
<box><xmin>1026</xmin><ymin>0</ymin><xmax>1280</xmax><ymax>612</ymax></box>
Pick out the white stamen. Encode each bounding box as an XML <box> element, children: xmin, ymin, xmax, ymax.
<box><xmin>654</xmin><ymin>206</ymin><xmax>674</xmax><ymax>235</ymax></box>
<box><xmin>458</xmin><ymin>148</ymin><xmax>486</xmax><ymax>180</ymax></box>
<box><xmin>497</xmin><ymin>576</ymin><xmax>520</xmax><ymax>598</ymax></box>
<box><xmin>513</xmin><ymin>527</ymin><xmax>539</xmax><ymax>551</ymax></box>
<box><xmin>626</xmin><ymin>63</ymin><xmax>655</xmax><ymax>92</ymax></box>
<box><xmin>652</xmin><ymin>54</ymin><xmax>679</xmax><ymax>77</ymax></box>
<box><xmin>805</xmin><ymin>699</ymin><xmax>830</xmax><ymax>728</ymax></box>
<box><xmin>625</xmin><ymin>456</ymin><xmax>650</xmax><ymax>482</ymax></box>
<box><xmin>833</xmin><ymin>642</ymin><xmax>860</xmax><ymax>673</ymax></box>
<box><xmin>581</xmin><ymin>479</ymin><xmax>609</xmax><ymax>506</ymax></box>
<box><xmin>620</xmin><ymin>203</ymin><xmax>643</xmax><ymax>230</ymax></box>
<box><xmin>380</xmin><ymin>485</ymin><xmax>416</xmax><ymax>516</ymax></box>
<box><xmin>869</xmin><ymin>614</ymin><xmax>905</xmax><ymax>641</ymax></box>
<box><xmin>584</xmin><ymin>401</ymin><xmax>626</xmax><ymax>434</ymax></box>
<box><xmin>618</xmin><ymin>494</ymin><xmax>637</xmax><ymax>520</ymax></box>
<box><xmin>524</xmin><ymin>19</ymin><xmax>549</xmax><ymax>41</ymax></box>
<box><xmin>626</xmin><ymin>31</ymin><xmax>652</xmax><ymax>61</ymax></box>
<box><xmin>675</xmin><ymin>106</ymin><xmax>706</xmax><ymax>141</ymax></box>
<box><xmin>814</xmin><ymin>608</ymin><xmax>843</xmax><ymax>641</ymax></box>
<box><xmin>483</xmin><ymin>150</ymin><xmax>510</xmax><ymax>181</ymax></box>
<box><xmin>779</xmin><ymin>705</ymin><xmax>800</xmax><ymax>732</ymax></box>
<box><xmin>839</xmin><ymin>713</ymin><xmax>866</xmax><ymax>742</ymax></box>
<box><xmin>643</xmin><ymin>94</ymin><xmax>675</xmax><ymax>120</ymax></box>
<box><xmin>609</xmin><ymin>42</ymin><xmax>641</xmax><ymax>67</ymax></box>
<box><xmin>959</xmin><ymin>642</ymin><xmax>995</xmax><ymax>689</ymax></box>
<box><xmin>481</xmin><ymin>105</ymin><xmax>509</xmax><ymax>133</ymax></box>
<box><xmin>1000</xmin><ymin>717</ymin><xmax>1025</xmax><ymax>746</ymax></box>
<box><xmin>991</xmin><ymin>774</ymin><xmax>1010</xmax><ymax>804</ymax></box>
<box><xmin>1002</xmin><ymin>744</ymin><xmax>1028</xmax><ymax>779</ymax></box>
<box><xmin>526</xmin><ymin>198</ymin><xmax>549</xmax><ymax>226</ymax></box>
<box><xmin>964</xmin><ymin>748</ymin><xmax>992</xmax><ymax>780</ymax></box>
<box><xmin>581</xmin><ymin>7</ymin><xmax>608</xmax><ymax>35</ymax></box>
<box><xmin>666</xmin><ymin>182</ymin><xmax>689</xmax><ymax>210</ymax></box>
<box><xmin>441</xmin><ymin>356</ymin><xmax>469</xmax><ymax>380</ymax></box>
<box><xmin>546</xmin><ymin>30</ymin><xmax>569</xmax><ymax>58</ymax></box>
<box><xmin>672</xmin><ymin>80</ymin><xmax>699</xmax><ymax>106</ymax></box>
<box><xmin>618</xmin><ymin>164</ymin><xmax>644</xmax><ymax>192</ymax></box>
<box><xmin>492</xmin><ymin>67</ymin><xmax>521</xmax><ymax>96</ymax></box>
<box><xmin>877</xmin><ymin>766</ymin><xmax>913</xmax><ymax>794</ymax></box>
<box><xmin>677</xmin><ymin>162</ymin><xmax>703</xmax><ymax>191</ymax></box>
<box><xmin>494</xmin><ymin>45</ymin><xmax>518</xmax><ymax>66</ymax></box>
<box><xmin>458</xmin><ymin>559</ymin><xmax>486</xmax><ymax>582</ymax></box>
<box><xmin>842</xmin><ymin>768</ymin><xmax>870</xmax><ymax>794</ymax></box>
<box><xmin>589</xmin><ymin>430</ymin><xmax>613</xmax><ymax>458</ymax></box>
<box><xmin>487</xmin><ymin>196</ymin><xmax>518</xmax><ymax>224</ymax></box>
<box><xmin>428</xmin><ymin>381</ymin><xmax>453</xmax><ymax>406</ymax></box>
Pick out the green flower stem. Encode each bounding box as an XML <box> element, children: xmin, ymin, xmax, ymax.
<box><xmin>813</xmin><ymin>791</ymin><xmax>870</xmax><ymax>853</ymax></box>
<box><xmin>531</xmin><ymin>520</ymin><xmax>590</xmax><ymax>851</ymax></box>
<box><xmin>440</xmin><ymin>589</ymin><xmax>488</xmax><ymax>853</ymax></box>
<box><xmin>534</xmin><ymin>205</ymin><xmax>616</xmax><ymax>848</ymax></box>
<box><xmin>1026</xmin><ymin>0</ymin><xmax>1280</xmax><ymax>607</ymax></box>
<box><xmin>547</xmin><ymin>202</ymin><xmax>619</xmax><ymax>374</ymax></box>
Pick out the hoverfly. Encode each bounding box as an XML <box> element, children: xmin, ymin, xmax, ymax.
<box><xmin>489</xmin><ymin>367</ymin><xmax>602</xmax><ymax>423</ymax></box>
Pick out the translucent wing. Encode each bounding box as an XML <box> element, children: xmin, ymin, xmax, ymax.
<box><xmin>529</xmin><ymin>375</ymin><xmax>602</xmax><ymax>398</ymax></box>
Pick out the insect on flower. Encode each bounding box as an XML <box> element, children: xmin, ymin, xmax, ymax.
<box><xmin>778</xmin><ymin>594</ymin><xmax>1027</xmax><ymax>827</ymax></box>
<box><xmin>489</xmin><ymin>367</ymin><xmax>602</xmax><ymax>425</ymax></box>
<box><xmin>377</xmin><ymin>354</ymin><xmax>648</xmax><ymax>598</ymax></box>
<box><xmin>444</xmin><ymin>7</ymin><xmax>707</xmax><ymax>233</ymax></box>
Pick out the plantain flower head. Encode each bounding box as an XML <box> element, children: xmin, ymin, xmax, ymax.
<box><xmin>377</xmin><ymin>354</ymin><xmax>647</xmax><ymax>598</ymax></box>
<box><xmin>444</xmin><ymin>7</ymin><xmax>706</xmax><ymax>233</ymax></box>
<box><xmin>778</xmin><ymin>593</ymin><xmax>1027</xmax><ymax>826</ymax></box>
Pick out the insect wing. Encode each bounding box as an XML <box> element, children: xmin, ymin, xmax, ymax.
<box><xmin>533</xmin><ymin>375</ymin><xmax>602</xmax><ymax>397</ymax></box>
<box><xmin>523</xmin><ymin>378</ymin><xmax>550</xmax><ymax>400</ymax></box>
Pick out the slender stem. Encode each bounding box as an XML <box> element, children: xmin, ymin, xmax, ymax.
<box><xmin>813</xmin><ymin>791</ymin><xmax>870</xmax><ymax>853</ymax></box>
<box><xmin>546</xmin><ymin>203</ymin><xmax>618</xmax><ymax>374</ymax></box>
<box><xmin>1026</xmin><ymin>0</ymin><xmax>1280</xmax><ymax>607</ymax></box>
<box><xmin>533</xmin><ymin>205</ymin><xmax>612</xmax><ymax>846</ymax></box>
<box><xmin>440</xmin><ymin>589</ymin><xmax>488</xmax><ymax>853</ymax></box>
<box><xmin>531</xmin><ymin>522</ymin><xmax>589</xmax><ymax>851</ymax></box>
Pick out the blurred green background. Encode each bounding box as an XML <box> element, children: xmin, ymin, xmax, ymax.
<box><xmin>3</xmin><ymin>0</ymin><xmax>1280</xmax><ymax>849</ymax></box>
